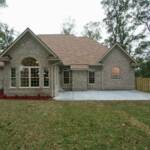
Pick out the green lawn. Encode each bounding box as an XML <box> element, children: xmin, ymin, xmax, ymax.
<box><xmin>0</xmin><ymin>100</ymin><xmax>150</xmax><ymax>150</ymax></box>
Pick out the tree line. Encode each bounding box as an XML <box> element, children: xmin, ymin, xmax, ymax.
<box><xmin>0</xmin><ymin>0</ymin><xmax>150</xmax><ymax>77</ymax></box>
<box><xmin>61</xmin><ymin>0</ymin><xmax>150</xmax><ymax>77</ymax></box>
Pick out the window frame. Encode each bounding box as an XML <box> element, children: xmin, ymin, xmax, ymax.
<box><xmin>10</xmin><ymin>68</ymin><xmax>17</xmax><ymax>88</ymax></box>
<box><xmin>111</xmin><ymin>67</ymin><xmax>121</xmax><ymax>79</ymax></box>
<box><xmin>88</xmin><ymin>71</ymin><xmax>95</xmax><ymax>84</ymax></box>
<box><xmin>63</xmin><ymin>69</ymin><xmax>71</xmax><ymax>84</ymax></box>
<box><xmin>19</xmin><ymin>66</ymin><xmax>40</xmax><ymax>88</ymax></box>
<box><xmin>43</xmin><ymin>68</ymin><xmax>50</xmax><ymax>87</ymax></box>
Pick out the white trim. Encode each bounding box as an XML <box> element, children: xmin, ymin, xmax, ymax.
<box><xmin>43</xmin><ymin>68</ymin><xmax>50</xmax><ymax>88</ymax></box>
<box><xmin>19</xmin><ymin>66</ymin><xmax>40</xmax><ymax>88</ymax></box>
<box><xmin>10</xmin><ymin>67</ymin><xmax>17</xmax><ymax>88</ymax></box>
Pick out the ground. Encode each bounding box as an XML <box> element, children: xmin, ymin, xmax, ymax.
<box><xmin>55</xmin><ymin>90</ymin><xmax>150</xmax><ymax>100</ymax></box>
<box><xmin>0</xmin><ymin>100</ymin><xmax>150</xmax><ymax>150</ymax></box>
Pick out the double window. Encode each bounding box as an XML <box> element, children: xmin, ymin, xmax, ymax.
<box><xmin>20</xmin><ymin>58</ymin><xmax>40</xmax><ymax>87</ymax></box>
<box><xmin>89</xmin><ymin>71</ymin><xmax>95</xmax><ymax>84</ymax></box>
<box><xmin>20</xmin><ymin>67</ymin><xmax>40</xmax><ymax>87</ymax></box>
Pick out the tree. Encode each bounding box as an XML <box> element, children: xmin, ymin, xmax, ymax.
<box><xmin>0</xmin><ymin>0</ymin><xmax>7</xmax><ymax>7</ymax></box>
<box><xmin>132</xmin><ymin>0</ymin><xmax>150</xmax><ymax>33</ymax></box>
<box><xmin>82</xmin><ymin>21</ymin><xmax>101</xmax><ymax>41</ymax></box>
<box><xmin>61</xmin><ymin>18</ymin><xmax>75</xmax><ymax>35</ymax></box>
<box><xmin>101</xmin><ymin>0</ymin><xmax>145</xmax><ymax>55</ymax></box>
<box><xmin>135</xmin><ymin>59</ymin><xmax>150</xmax><ymax>77</ymax></box>
<box><xmin>131</xmin><ymin>0</ymin><xmax>150</xmax><ymax>60</ymax></box>
<box><xmin>0</xmin><ymin>23</ymin><xmax>15</xmax><ymax>50</ymax></box>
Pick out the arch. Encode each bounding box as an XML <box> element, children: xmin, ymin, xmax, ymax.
<box><xmin>21</xmin><ymin>57</ymin><xmax>39</xmax><ymax>66</ymax></box>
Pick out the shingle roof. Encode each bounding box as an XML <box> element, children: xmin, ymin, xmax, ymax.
<box><xmin>38</xmin><ymin>34</ymin><xmax>109</xmax><ymax>65</ymax></box>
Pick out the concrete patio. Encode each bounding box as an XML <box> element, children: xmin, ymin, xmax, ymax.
<box><xmin>55</xmin><ymin>90</ymin><xmax>150</xmax><ymax>101</ymax></box>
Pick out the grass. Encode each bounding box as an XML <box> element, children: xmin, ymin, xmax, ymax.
<box><xmin>0</xmin><ymin>100</ymin><xmax>150</xmax><ymax>150</ymax></box>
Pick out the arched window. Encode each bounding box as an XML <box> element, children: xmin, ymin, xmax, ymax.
<box><xmin>112</xmin><ymin>67</ymin><xmax>121</xmax><ymax>79</ymax></box>
<box><xmin>20</xmin><ymin>57</ymin><xmax>40</xmax><ymax>87</ymax></box>
<box><xmin>21</xmin><ymin>57</ymin><xmax>39</xmax><ymax>66</ymax></box>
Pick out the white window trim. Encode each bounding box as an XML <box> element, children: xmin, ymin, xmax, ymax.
<box><xmin>10</xmin><ymin>68</ymin><xmax>17</xmax><ymax>88</ymax></box>
<box><xmin>43</xmin><ymin>68</ymin><xmax>50</xmax><ymax>88</ymax></box>
<box><xmin>19</xmin><ymin>66</ymin><xmax>40</xmax><ymax>88</ymax></box>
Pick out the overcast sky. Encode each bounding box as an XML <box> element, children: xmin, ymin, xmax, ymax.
<box><xmin>0</xmin><ymin>0</ymin><xmax>105</xmax><ymax>36</ymax></box>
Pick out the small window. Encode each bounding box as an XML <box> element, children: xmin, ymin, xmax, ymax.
<box><xmin>63</xmin><ymin>70</ymin><xmax>71</xmax><ymax>84</ymax></box>
<box><xmin>44</xmin><ymin>68</ymin><xmax>49</xmax><ymax>87</ymax></box>
<box><xmin>112</xmin><ymin>67</ymin><xmax>120</xmax><ymax>79</ymax></box>
<box><xmin>89</xmin><ymin>71</ymin><xmax>95</xmax><ymax>84</ymax></box>
<box><xmin>11</xmin><ymin>68</ymin><xmax>16</xmax><ymax>87</ymax></box>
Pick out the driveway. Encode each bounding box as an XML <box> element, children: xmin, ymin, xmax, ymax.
<box><xmin>55</xmin><ymin>90</ymin><xmax>150</xmax><ymax>101</ymax></box>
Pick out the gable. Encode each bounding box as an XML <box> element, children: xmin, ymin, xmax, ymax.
<box><xmin>1</xmin><ymin>28</ymin><xmax>59</xmax><ymax>58</ymax></box>
<box><xmin>100</xmin><ymin>44</ymin><xmax>136</xmax><ymax>64</ymax></box>
<box><xmin>6</xmin><ymin>33</ymin><xmax>53</xmax><ymax>63</ymax></box>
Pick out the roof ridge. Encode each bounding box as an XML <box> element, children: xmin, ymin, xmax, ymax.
<box><xmin>38</xmin><ymin>34</ymin><xmax>75</xmax><ymax>36</ymax></box>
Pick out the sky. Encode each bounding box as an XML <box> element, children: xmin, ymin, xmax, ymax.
<box><xmin>0</xmin><ymin>0</ymin><xmax>105</xmax><ymax>36</ymax></box>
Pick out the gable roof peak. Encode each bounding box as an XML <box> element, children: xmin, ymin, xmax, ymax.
<box><xmin>1</xmin><ymin>28</ymin><xmax>59</xmax><ymax>58</ymax></box>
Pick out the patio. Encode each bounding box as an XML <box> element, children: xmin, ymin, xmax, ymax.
<box><xmin>55</xmin><ymin>90</ymin><xmax>150</xmax><ymax>101</ymax></box>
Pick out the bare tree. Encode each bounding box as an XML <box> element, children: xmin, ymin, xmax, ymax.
<box><xmin>82</xmin><ymin>21</ymin><xmax>101</xmax><ymax>41</ymax></box>
<box><xmin>61</xmin><ymin>18</ymin><xmax>75</xmax><ymax>35</ymax></box>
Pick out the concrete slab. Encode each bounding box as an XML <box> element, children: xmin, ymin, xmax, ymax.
<box><xmin>55</xmin><ymin>90</ymin><xmax>150</xmax><ymax>101</ymax></box>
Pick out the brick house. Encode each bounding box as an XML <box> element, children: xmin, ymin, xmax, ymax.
<box><xmin>0</xmin><ymin>28</ymin><xmax>136</xmax><ymax>97</ymax></box>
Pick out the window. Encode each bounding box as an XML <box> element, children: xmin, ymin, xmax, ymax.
<box><xmin>89</xmin><ymin>71</ymin><xmax>95</xmax><ymax>84</ymax></box>
<box><xmin>63</xmin><ymin>70</ymin><xmax>71</xmax><ymax>84</ymax></box>
<box><xmin>20</xmin><ymin>57</ymin><xmax>40</xmax><ymax>87</ymax></box>
<box><xmin>112</xmin><ymin>67</ymin><xmax>121</xmax><ymax>79</ymax></box>
<box><xmin>22</xmin><ymin>57</ymin><xmax>39</xmax><ymax>66</ymax></box>
<box><xmin>11</xmin><ymin>68</ymin><xmax>16</xmax><ymax>87</ymax></box>
<box><xmin>31</xmin><ymin>68</ymin><xmax>39</xmax><ymax>87</ymax></box>
<box><xmin>20</xmin><ymin>68</ymin><xmax>29</xmax><ymax>87</ymax></box>
<box><xmin>44</xmin><ymin>68</ymin><xmax>49</xmax><ymax>87</ymax></box>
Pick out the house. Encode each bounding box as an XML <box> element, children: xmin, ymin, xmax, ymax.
<box><xmin>0</xmin><ymin>28</ymin><xmax>136</xmax><ymax>97</ymax></box>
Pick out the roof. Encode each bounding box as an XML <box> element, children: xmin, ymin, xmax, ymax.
<box><xmin>38</xmin><ymin>34</ymin><xmax>109</xmax><ymax>65</ymax></box>
<box><xmin>1</xmin><ymin>28</ymin><xmax>136</xmax><ymax>68</ymax></box>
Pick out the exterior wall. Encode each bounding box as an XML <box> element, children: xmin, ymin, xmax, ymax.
<box><xmin>3</xmin><ymin>32</ymin><xmax>53</xmax><ymax>96</ymax></box>
<box><xmin>88</xmin><ymin>66</ymin><xmax>102</xmax><ymax>90</ymax></box>
<box><xmin>59</xmin><ymin>66</ymin><xmax>72</xmax><ymax>91</ymax></box>
<box><xmin>102</xmin><ymin>47</ymin><xmax>135</xmax><ymax>90</ymax></box>
<box><xmin>72</xmin><ymin>70</ymin><xmax>88</xmax><ymax>91</ymax></box>
<box><xmin>0</xmin><ymin>68</ymin><xmax>3</xmax><ymax>90</ymax></box>
<box><xmin>53</xmin><ymin>65</ymin><xmax>60</xmax><ymax>96</ymax></box>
